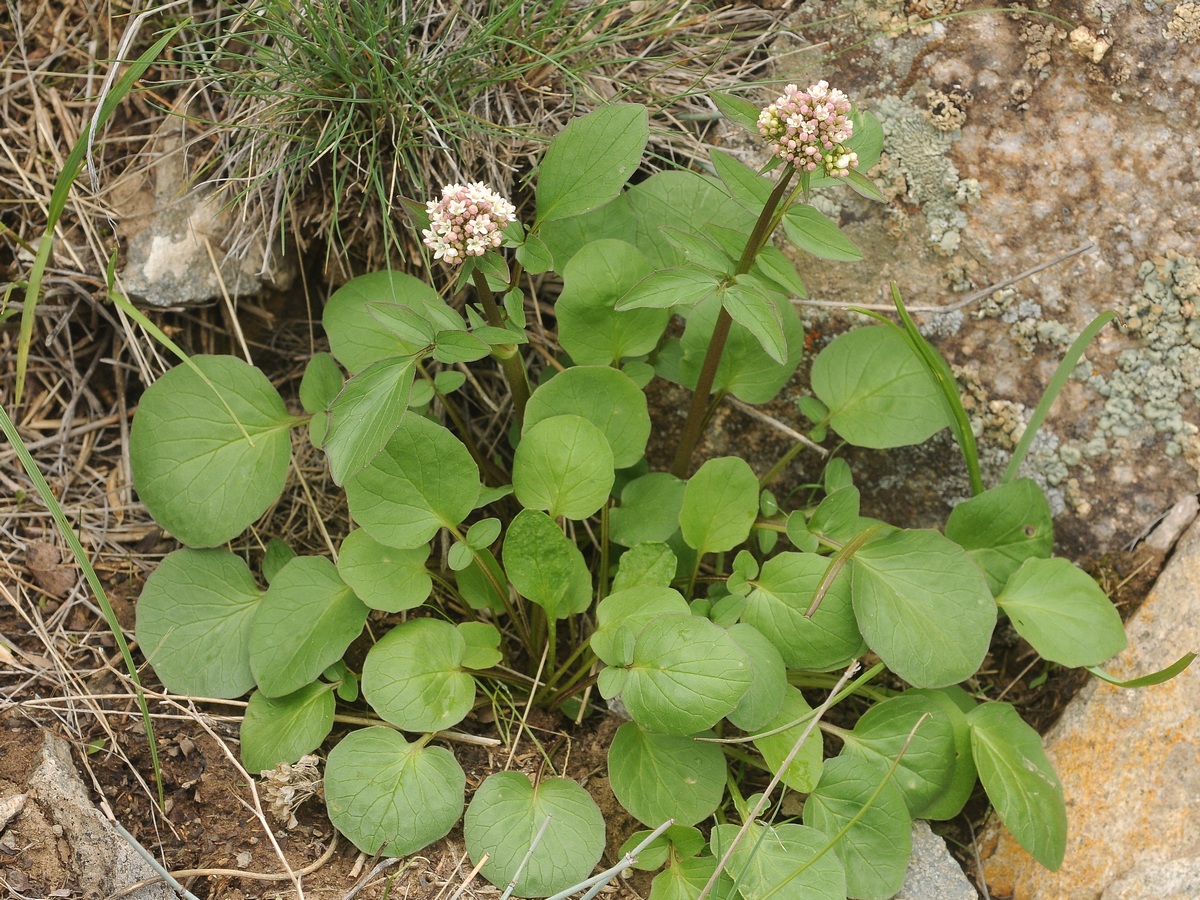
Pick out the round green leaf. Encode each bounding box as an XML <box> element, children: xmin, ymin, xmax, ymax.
<box><xmin>240</xmin><ymin>683</ymin><xmax>335</xmax><ymax>773</ymax></box>
<box><xmin>742</xmin><ymin>552</ymin><xmax>865</xmax><ymax>671</ymax></box>
<box><xmin>525</xmin><ymin>366</ymin><xmax>651</xmax><ymax>468</ymax></box>
<box><xmin>299</xmin><ymin>351</ymin><xmax>342</xmax><ymax>414</ymax></box>
<box><xmin>556</xmin><ymin>239</ymin><xmax>668</xmax><ymax>365</ymax></box>
<box><xmin>810</xmin><ymin>326</ymin><xmax>949</xmax><ymax>449</ymax></box>
<box><xmin>135</xmin><ymin>548</ymin><xmax>262</xmax><ymax>698</ymax></box>
<box><xmin>607</xmin><ymin>722</ymin><xmax>726</xmax><ymax>826</ymax></box>
<box><xmin>129</xmin><ymin>355</ymin><xmax>294</xmax><ymax>548</ymax></box>
<box><xmin>322</xmin><ymin>270</ymin><xmax>445</xmax><ymax>374</ymax></box>
<box><xmin>752</xmin><ymin>686</ymin><xmax>825</xmax><ymax>793</ymax></box>
<box><xmin>803</xmin><ymin>755</ymin><xmax>912</xmax><ymax>900</ymax></box>
<box><xmin>361</xmin><ymin>618</ymin><xmax>475</xmax><ymax>733</ymax></box>
<box><xmin>465</xmin><ymin>772</ymin><xmax>605</xmax><ymax>898</ymax></box>
<box><xmin>607</xmin><ymin>614</ymin><xmax>752</xmax><ymax>734</ymax></box>
<box><xmin>590</xmin><ymin>586</ymin><xmax>689</xmax><ymax>665</ymax></box>
<box><xmin>325</xmin><ymin>726</ymin><xmax>465</xmax><ymax>856</ymax></box>
<box><xmin>968</xmin><ymin>702</ymin><xmax>1066</xmax><ymax>870</ymax></box>
<box><xmin>839</xmin><ymin>693</ymin><xmax>957</xmax><ymax>815</ymax></box>
<box><xmin>345</xmin><ymin>413</ymin><xmax>481</xmax><ymax>549</ymax></box>
<box><xmin>997</xmin><ymin>557</ymin><xmax>1127</xmax><ymax>667</ymax></box>
<box><xmin>336</xmin><ymin>529</ymin><xmax>432</xmax><ymax>612</ymax></box>
<box><xmin>458</xmin><ymin>622</ymin><xmax>502</xmax><ymax>670</ymax></box>
<box><xmin>907</xmin><ymin>686</ymin><xmax>978</xmax><ymax>820</ymax></box>
<box><xmin>710</xmin><ymin>822</ymin><xmax>846</xmax><ymax>900</ymax></box>
<box><xmin>724</xmin><ymin>623</ymin><xmax>787</xmax><ymax>733</ymax></box>
<box><xmin>945</xmin><ymin>478</ymin><xmax>1054</xmax><ymax>594</ymax></box>
<box><xmin>611</xmin><ymin>542</ymin><xmax>679</xmax><ymax>592</ymax></box>
<box><xmin>850</xmin><ymin>529</ymin><xmax>996</xmax><ymax>688</ymax></box>
<box><xmin>678</xmin><ymin>457</ymin><xmax>759</xmax><ymax>554</ymax></box>
<box><xmin>610</xmin><ymin>473</ymin><xmax>687</xmax><ymax>548</ymax></box>
<box><xmin>249</xmin><ymin>556</ymin><xmax>369</xmax><ymax>698</ymax></box>
<box><xmin>512</xmin><ymin>415</ymin><xmax>614</xmax><ymax>520</ymax></box>
<box><xmin>503</xmin><ymin>509</ymin><xmax>592</xmax><ymax>619</ymax></box>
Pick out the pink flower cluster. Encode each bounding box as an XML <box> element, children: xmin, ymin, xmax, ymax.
<box><xmin>422</xmin><ymin>182</ymin><xmax>517</xmax><ymax>263</ymax></box>
<box><xmin>757</xmin><ymin>81</ymin><xmax>859</xmax><ymax>177</ymax></box>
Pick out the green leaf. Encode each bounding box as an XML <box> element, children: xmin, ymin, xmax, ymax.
<box><xmin>754</xmin><ymin>245</ymin><xmax>807</xmax><ymax>298</ymax></box>
<box><xmin>906</xmin><ymin>686</ymin><xmax>979</xmax><ymax>820</ymax></box>
<box><xmin>525</xmin><ymin>366</ymin><xmax>651</xmax><ymax>468</ymax></box>
<box><xmin>516</xmin><ymin>232</ymin><xmax>554</xmax><ymax>274</ymax></box>
<box><xmin>262</xmin><ymin>538</ymin><xmax>296</xmax><ymax>584</ymax></box>
<box><xmin>968</xmin><ymin>702</ymin><xmax>1066</xmax><ymax>870</ymax></box>
<box><xmin>513</xmin><ymin>415</ymin><xmax>614</xmax><ymax>520</ymax></box>
<box><xmin>299</xmin><ymin>351</ymin><xmax>342</xmax><ymax>414</ymax></box>
<box><xmin>624</xmin><ymin>170</ymin><xmax>756</xmax><ymax>269</ymax></box>
<box><xmin>711</xmin><ymin>822</ymin><xmax>846</xmax><ymax>900</ymax></box>
<box><xmin>844</xmin><ymin>168</ymin><xmax>886</xmax><ymax>202</ymax></box>
<box><xmin>325</xmin><ymin>726</ymin><xmax>465</xmax><ymax>856</ymax></box>
<box><xmin>615</xmin><ymin>266</ymin><xmax>722</xmax><ymax>312</ymax></box>
<box><xmin>456</xmin><ymin>549</ymin><xmax>508</xmax><ymax>613</ymax></box>
<box><xmin>503</xmin><ymin>509</ymin><xmax>592</xmax><ymax>620</ymax></box>
<box><xmin>710</xmin><ymin>91</ymin><xmax>762</xmax><ymax>131</ymax></box>
<box><xmin>249</xmin><ymin>556</ymin><xmax>369</xmax><ymax>698</ymax></box>
<box><xmin>135</xmin><ymin>548</ymin><xmax>262</xmax><ymax>698</ymax></box>
<box><xmin>465</xmin><ymin>772</ymin><xmax>606</xmax><ymax>898</ymax></box>
<box><xmin>611</xmin><ymin>542</ymin><xmax>678</xmax><ymax>592</ymax></box>
<box><xmin>323</xmin><ymin>271</ymin><xmax>447</xmax><ymax>374</ymax></box>
<box><xmin>620</xmin><ymin>825</ymin><xmax>706</xmax><ymax>871</ymax></box>
<box><xmin>996</xmin><ymin>557</ymin><xmax>1127</xmax><ymax>667</ymax></box>
<box><xmin>448</xmin><ymin>541</ymin><xmax>475</xmax><ymax>572</ymax></box>
<box><xmin>722</xmin><ymin>278</ymin><xmax>787</xmax><ymax>364</ymax></box>
<box><xmin>803</xmin><ymin>755</ymin><xmax>912</xmax><ymax>900</ymax></box>
<box><xmin>678</xmin><ymin>293</ymin><xmax>805</xmax><ymax>404</ymax></box>
<box><xmin>782</xmin><ymin>206</ymin><xmax>863</xmax><ymax>261</ymax></box>
<box><xmin>724</xmin><ymin>623</ymin><xmax>788</xmax><ymax>733</ymax></box>
<box><xmin>536</xmin><ymin>103</ymin><xmax>648</xmax><ymax>223</ymax></box>
<box><xmin>591</xmin><ymin>586</ymin><xmax>689</xmax><ymax>666</ymax></box>
<box><xmin>608</xmin><ymin>722</ymin><xmax>726</xmax><ymax>826</ymax></box>
<box><xmin>651</xmin><ymin>854</ymin><xmax>737</xmax><ymax>900</ymax></box>
<box><xmin>850</xmin><ymin>529</ymin><xmax>996</xmax><ymax>688</ymax></box>
<box><xmin>466</xmin><ymin>518</ymin><xmax>502</xmax><ymax>549</ymax></box>
<box><xmin>611</xmin><ymin>473</ymin><xmax>687</xmax><ymax>548</ymax></box>
<box><xmin>129</xmin><ymin>355</ymin><xmax>294</xmax><ymax>548</ymax></box>
<box><xmin>345</xmin><ymin>413</ymin><xmax>481</xmax><ymax>548</ymax></box>
<box><xmin>336</xmin><ymin>529</ymin><xmax>431</xmax><ymax>612</ymax></box>
<box><xmin>323</xmin><ymin>357</ymin><xmax>415</xmax><ymax>485</ymax></box>
<box><xmin>240</xmin><ymin>683</ymin><xmax>335</xmax><ymax>773</ymax></box>
<box><xmin>838</xmin><ymin>693</ymin><xmax>957</xmax><ymax>815</ymax></box>
<box><xmin>556</xmin><ymin>239</ymin><xmax>668</xmax><ymax>365</ymax></box>
<box><xmin>361</xmin><ymin>617</ymin><xmax>476</xmax><ymax>732</ymax></box>
<box><xmin>458</xmin><ymin>622</ymin><xmax>503</xmax><ymax>670</ymax></box>
<box><xmin>945</xmin><ymin>479</ymin><xmax>1054</xmax><ymax>594</ymax></box>
<box><xmin>743</xmin><ymin>552</ymin><xmax>865</xmax><ymax>670</ymax></box>
<box><xmin>1087</xmin><ymin>652</ymin><xmax>1196</xmax><ymax>688</ymax></box>
<box><xmin>710</xmin><ymin>148</ymin><xmax>774</xmax><ymax>209</ymax></box>
<box><xmin>603</xmin><ymin>614</ymin><xmax>752</xmax><ymax>734</ymax></box>
<box><xmin>752</xmin><ymin>685</ymin><xmax>824</xmax><ymax>793</ymax></box>
<box><xmin>679</xmin><ymin>457</ymin><xmax>759</xmax><ymax>554</ymax></box>
<box><xmin>433</xmin><ymin>330</ymin><xmax>492</xmax><ymax>364</ymax></box>
<box><xmin>811</xmin><ymin>326</ymin><xmax>950</xmax><ymax>449</ymax></box>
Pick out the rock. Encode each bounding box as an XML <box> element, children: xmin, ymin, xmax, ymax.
<box><xmin>893</xmin><ymin>820</ymin><xmax>978</xmax><ymax>899</ymax></box>
<box><xmin>30</xmin><ymin>732</ymin><xmax>176</xmax><ymax>899</ymax></box>
<box><xmin>979</xmin><ymin>513</ymin><xmax>1200</xmax><ymax>898</ymax></box>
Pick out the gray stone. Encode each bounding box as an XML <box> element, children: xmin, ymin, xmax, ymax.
<box><xmin>1102</xmin><ymin>858</ymin><xmax>1200</xmax><ymax>899</ymax></box>
<box><xmin>893</xmin><ymin>820</ymin><xmax>978</xmax><ymax>900</ymax></box>
<box><xmin>31</xmin><ymin>732</ymin><xmax>176</xmax><ymax>899</ymax></box>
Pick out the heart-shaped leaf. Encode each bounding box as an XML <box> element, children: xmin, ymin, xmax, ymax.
<box><xmin>678</xmin><ymin>457</ymin><xmax>759</xmax><ymax>554</ymax></box>
<box><xmin>607</xmin><ymin>722</ymin><xmax>726</xmax><ymax>826</ymax></box>
<box><xmin>513</xmin><ymin>415</ymin><xmax>614</xmax><ymax>520</ymax></box>
<box><xmin>945</xmin><ymin>479</ymin><xmax>1054</xmax><ymax>594</ymax></box>
<box><xmin>240</xmin><ymin>682</ymin><xmax>335</xmax><ymax>773</ymax></box>
<box><xmin>336</xmin><ymin>529</ymin><xmax>432</xmax><ymax>612</ymax></box>
<box><xmin>525</xmin><ymin>366</ymin><xmax>651</xmax><ymax>468</ymax></box>
<box><xmin>361</xmin><ymin>617</ymin><xmax>476</xmax><ymax>732</ymax></box>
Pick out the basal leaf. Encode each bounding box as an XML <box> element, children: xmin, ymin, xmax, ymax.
<box><xmin>240</xmin><ymin>683</ymin><xmax>335</xmax><ymax>773</ymax></box>
<box><xmin>591</xmin><ymin>586</ymin><xmax>689</xmax><ymax>666</ymax></box>
<box><xmin>135</xmin><ymin>548</ymin><xmax>262</xmax><ymax>698</ymax></box>
<box><xmin>129</xmin><ymin>355</ymin><xmax>295</xmax><ymax>548</ymax></box>
<box><xmin>997</xmin><ymin>557</ymin><xmax>1127</xmax><ymax>667</ymax></box>
<box><xmin>752</xmin><ymin>685</ymin><xmax>825</xmax><ymax>793</ymax></box>
<box><xmin>724</xmin><ymin>623</ymin><xmax>788</xmax><ymax>733</ymax></box>
<box><xmin>525</xmin><ymin>366</ymin><xmax>651</xmax><ymax>468</ymax></box>
<box><xmin>803</xmin><ymin>755</ymin><xmax>912</xmax><ymax>900</ymax></box>
<box><xmin>810</xmin><ymin>326</ymin><xmax>949</xmax><ymax>449</ymax></box>
<box><xmin>623</xmin><ymin>170</ymin><xmax>756</xmax><ymax>269</ymax></box>
<box><xmin>850</xmin><ymin>529</ymin><xmax>996</xmax><ymax>688</ymax></box>
<box><xmin>608</xmin><ymin>722</ymin><xmax>726</xmax><ymax>826</ymax></box>
<box><xmin>611</xmin><ymin>542</ymin><xmax>679</xmax><ymax>592</ymax></box>
<box><xmin>465</xmin><ymin>772</ymin><xmax>605</xmax><ymax>897</ymax></box>
<box><xmin>650</xmin><ymin>854</ymin><xmax>737</xmax><ymax>900</ymax></box>
<box><xmin>945</xmin><ymin>478</ymin><xmax>1054</xmax><ymax>594</ymax></box>
<box><xmin>968</xmin><ymin>702</ymin><xmax>1067</xmax><ymax>870</ymax></box>
<box><xmin>345</xmin><ymin>413</ymin><xmax>480</xmax><ymax>548</ymax></box>
<box><xmin>249</xmin><ymin>556</ymin><xmax>369</xmax><ymax>698</ymax></box>
<box><xmin>361</xmin><ymin>617</ymin><xmax>475</xmax><ymax>732</ymax></box>
<box><xmin>513</xmin><ymin>415</ymin><xmax>614</xmax><ymax>520</ymax></box>
<box><xmin>503</xmin><ymin>509</ymin><xmax>592</xmax><ymax>620</ymax></box>
<box><xmin>906</xmin><ymin>686</ymin><xmax>978</xmax><ymax>820</ymax></box>
<box><xmin>711</xmin><ymin>822</ymin><xmax>845</xmax><ymax>900</ymax></box>
<box><xmin>336</xmin><ymin>529</ymin><xmax>432</xmax><ymax>612</ymax></box>
<box><xmin>299</xmin><ymin>351</ymin><xmax>342</xmax><ymax>414</ymax></box>
<box><xmin>536</xmin><ymin>103</ymin><xmax>648</xmax><ymax>223</ymax></box>
<box><xmin>325</xmin><ymin>726</ymin><xmax>465</xmax><ymax>856</ymax></box>
<box><xmin>610</xmin><ymin>473</ymin><xmax>687</xmax><ymax>548</ymax></box>
<box><xmin>678</xmin><ymin>457</ymin><xmax>759</xmax><ymax>554</ymax></box>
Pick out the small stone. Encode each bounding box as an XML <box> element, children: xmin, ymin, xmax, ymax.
<box><xmin>0</xmin><ymin>793</ymin><xmax>26</xmax><ymax>832</ymax></box>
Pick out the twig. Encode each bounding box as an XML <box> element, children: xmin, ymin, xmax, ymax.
<box><xmin>726</xmin><ymin>396</ymin><xmax>827</xmax><ymax>457</ymax></box>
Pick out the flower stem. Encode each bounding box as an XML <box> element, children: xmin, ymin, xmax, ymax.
<box><xmin>471</xmin><ymin>267</ymin><xmax>531</xmax><ymax>427</ymax></box>
<box><xmin>670</xmin><ymin>164</ymin><xmax>797</xmax><ymax>477</ymax></box>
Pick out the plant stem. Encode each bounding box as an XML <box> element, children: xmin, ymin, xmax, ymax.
<box><xmin>670</xmin><ymin>164</ymin><xmax>797</xmax><ymax>477</ymax></box>
<box><xmin>472</xmin><ymin>268</ymin><xmax>531</xmax><ymax>427</ymax></box>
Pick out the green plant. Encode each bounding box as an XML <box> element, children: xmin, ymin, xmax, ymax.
<box><xmin>125</xmin><ymin>86</ymin><xmax>1191</xmax><ymax>899</ymax></box>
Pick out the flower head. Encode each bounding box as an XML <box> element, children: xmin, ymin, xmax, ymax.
<box><xmin>757</xmin><ymin>81</ymin><xmax>859</xmax><ymax>177</ymax></box>
<box><xmin>422</xmin><ymin>182</ymin><xmax>517</xmax><ymax>263</ymax></box>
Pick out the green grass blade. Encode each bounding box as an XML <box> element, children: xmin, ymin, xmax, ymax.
<box><xmin>0</xmin><ymin>402</ymin><xmax>164</xmax><ymax>806</ymax></box>
<box><xmin>1002</xmin><ymin>311</ymin><xmax>1116</xmax><ymax>484</ymax></box>
<box><xmin>16</xmin><ymin>24</ymin><xmax>184</xmax><ymax>407</ymax></box>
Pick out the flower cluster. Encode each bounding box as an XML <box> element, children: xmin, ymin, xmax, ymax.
<box><xmin>422</xmin><ymin>182</ymin><xmax>517</xmax><ymax>263</ymax></box>
<box><xmin>757</xmin><ymin>81</ymin><xmax>859</xmax><ymax>177</ymax></box>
